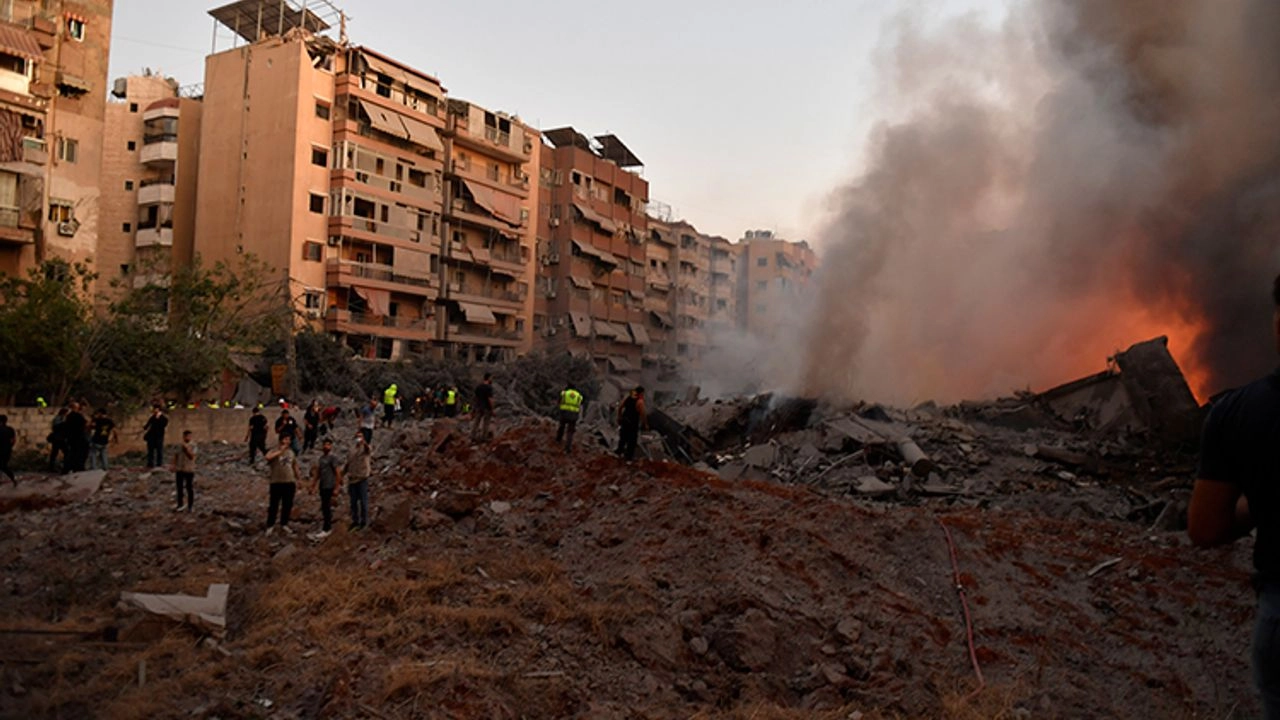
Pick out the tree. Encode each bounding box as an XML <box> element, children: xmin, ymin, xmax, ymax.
<box><xmin>0</xmin><ymin>260</ymin><xmax>96</xmax><ymax>405</ymax></box>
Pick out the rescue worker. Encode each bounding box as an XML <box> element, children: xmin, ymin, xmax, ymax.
<box><xmin>382</xmin><ymin>383</ymin><xmax>398</xmax><ymax>427</ymax></box>
<box><xmin>616</xmin><ymin>386</ymin><xmax>647</xmax><ymax>461</ymax></box>
<box><xmin>444</xmin><ymin>385</ymin><xmax>458</xmax><ymax>418</ymax></box>
<box><xmin>471</xmin><ymin>373</ymin><xmax>495</xmax><ymax>443</ymax></box>
<box><xmin>556</xmin><ymin>383</ymin><xmax>583</xmax><ymax>453</ymax></box>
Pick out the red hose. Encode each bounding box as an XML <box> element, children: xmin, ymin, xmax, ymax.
<box><xmin>938</xmin><ymin>517</ymin><xmax>985</xmax><ymax>694</ymax></box>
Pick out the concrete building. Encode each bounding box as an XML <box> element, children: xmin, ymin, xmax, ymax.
<box><xmin>643</xmin><ymin>216</ymin><xmax>725</xmax><ymax>369</ymax></box>
<box><xmin>0</xmin><ymin>0</ymin><xmax>113</xmax><ymax>278</ymax></box>
<box><xmin>643</xmin><ymin>217</ymin><xmax>677</xmax><ymax>366</ymax></box>
<box><xmin>533</xmin><ymin>128</ymin><xmax>648</xmax><ymax>375</ymax></box>
<box><xmin>98</xmin><ymin>73</ymin><xmax>202</xmax><ymax>302</ymax></box>
<box><xmin>194</xmin><ymin>0</ymin><xmax>539</xmax><ymax>362</ymax></box>
<box><xmin>706</xmin><ymin>234</ymin><xmax>738</xmax><ymax>337</ymax></box>
<box><xmin>736</xmin><ymin>229</ymin><xmax>817</xmax><ymax>338</ymax></box>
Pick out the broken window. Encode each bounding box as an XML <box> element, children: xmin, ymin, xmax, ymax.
<box><xmin>67</xmin><ymin>17</ymin><xmax>85</xmax><ymax>41</ymax></box>
<box><xmin>408</xmin><ymin>168</ymin><xmax>427</xmax><ymax>188</ymax></box>
<box><xmin>315</xmin><ymin>102</ymin><xmax>330</xmax><ymax>120</ymax></box>
<box><xmin>143</xmin><ymin>117</ymin><xmax>177</xmax><ymax>144</ymax></box>
<box><xmin>353</xmin><ymin>196</ymin><xmax>375</xmax><ymax>219</ymax></box>
<box><xmin>0</xmin><ymin>52</ymin><xmax>26</xmax><ymax>76</ymax></box>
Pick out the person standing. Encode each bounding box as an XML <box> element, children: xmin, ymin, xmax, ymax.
<box><xmin>359</xmin><ymin>398</ymin><xmax>377</xmax><ymax>444</ymax></box>
<box><xmin>345</xmin><ymin>432</ymin><xmax>372</xmax><ymax>530</ymax></box>
<box><xmin>172</xmin><ymin>430</ymin><xmax>197</xmax><ymax>512</ymax></box>
<box><xmin>471</xmin><ymin>374</ymin><xmax>495</xmax><ymax>443</ymax></box>
<box><xmin>616</xmin><ymin>386</ymin><xmax>648</xmax><ymax>462</ymax></box>
<box><xmin>47</xmin><ymin>407</ymin><xmax>68</xmax><ymax>472</ymax></box>
<box><xmin>309</xmin><ymin>438</ymin><xmax>342</xmax><ymax>539</ymax></box>
<box><xmin>303</xmin><ymin>400</ymin><xmax>321</xmax><ymax>452</ymax></box>
<box><xmin>0</xmin><ymin>414</ymin><xmax>16</xmax><ymax>487</ymax></box>
<box><xmin>265</xmin><ymin>435</ymin><xmax>301</xmax><ymax>534</ymax></box>
<box><xmin>382</xmin><ymin>383</ymin><xmax>398</xmax><ymax>427</ymax></box>
<box><xmin>88</xmin><ymin>409</ymin><xmax>117</xmax><ymax>471</ymax></box>
<box><xmin>444</xmin><ymin>385</ymin><xmax>458</xmax><ymax>418</ymax></box>
<box><xmin>556</xmin><ymin>383</ymin><xmax>583</xmax><ymax>453</ymax></box>
<box><xmin>275</xmin><ymin>408</ymin><xmax>300</xmax><ymax>456</ymax></box>
<box><xmin>1189</xmin><ymin>273</ymin><xmax>1280</xmax><ymax>717</ymax></box>
<box><xmin>246</xmin><ymin>407</ymin><xmax>269</xmax><ymax>465</ymax></box>
<box><xmin>143</xmin><ymin>406</ymin><xmax>168</xmax><ymax>469</ymax></box>
<box><xmin>61</xmin><ymin>402</ymin><xmax>89</xmax><ymax>473</ymax></box>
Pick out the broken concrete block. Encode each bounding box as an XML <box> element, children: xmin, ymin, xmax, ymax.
<box><xmin>855</xmin><ymin>476</ymin><xmax>896</xmax><ymax>497</ymax></box>
<box><xmin>742</xmin><ymin>443</ymin><xmax>778</xmax><ymax>469</ymax></box>
<box><xmin>489</xmin><ymin>500</ymin><xmax>512</xmax><ymax>515</ymax></box>
<box><xmin>120</xmin><ymin>583</ymin><xmax>229</xmax><ymax>636</ymax></box>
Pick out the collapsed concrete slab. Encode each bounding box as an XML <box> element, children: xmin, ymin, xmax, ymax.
<box><xmin>120</xmin><ymin>583</ymin><xmax>229</xmax><ymax>637</ymax></box>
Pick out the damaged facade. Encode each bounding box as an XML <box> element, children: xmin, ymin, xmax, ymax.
<box><xmin>0</xmin><ymin>0</ymin><xmax>113</xmax><ymax>280</ymax></box>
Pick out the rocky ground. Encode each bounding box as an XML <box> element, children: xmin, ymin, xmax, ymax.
<box><xmin>0</xmin><ymin>405</ymin><xmax>1260</xmax><ymax>719</ymax></box>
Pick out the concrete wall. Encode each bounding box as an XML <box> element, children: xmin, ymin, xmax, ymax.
<box><xmin>2</xmin><ymin>406</ymin><xmax>255</xmax><ymax>455</ymax></box>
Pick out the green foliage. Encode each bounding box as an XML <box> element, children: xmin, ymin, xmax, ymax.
<box><xmin>0</xmin><ymin>260</ymin><xmax>96</xmax><ymax>405</ymax></box>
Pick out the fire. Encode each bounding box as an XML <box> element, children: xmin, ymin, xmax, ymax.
<box><xmin>1093</xmin><ymin>302</ymin><xmax>1211</xmax><ymax>404</ymax></box>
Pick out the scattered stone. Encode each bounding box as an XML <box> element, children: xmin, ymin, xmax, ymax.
<box><xmin>489</xmin><ymin>500</ymin><xmax>512</xmax><ymax>514</ymax></box>
<box><xmin>855</xmin><ymin>476</ymin><xmax>895</xmax><ymax>497</ymax></box>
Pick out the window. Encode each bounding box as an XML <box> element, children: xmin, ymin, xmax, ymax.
<box><xmin>304</xmin><ymin>291</ymin><xmax>322</xmax><ymax>309</ymax></box>
<box><xmin>48</xmin><ymin>201</ymin><xmax>72</xmax><ymax>222</ymax></box>
<box><xmin>757</xmin><ymin>257</ymin><xmax>767</xmax><ymax>267</ymax></box>
<box><xmin>0</xmin><ymin>53</ymin><xmax>25</xmax><ymax>75</ymax></box>
<box><xmin>308</xmin><ymin>193</ymin><xmax>325</xmax><ymax>214</ymax></box>
<box><xmin>67</xmin><ymin>17</ymin><xmax>85</xmax><ymax>41</ymax></box>
<box><xmin>0</xmin><ymin>170</ymin><xmax>17</xmax><ymax>227</ymax></box>
<box><xmin>302</xmin><ymin>241</ymin><xmax>323</xmax><ymax>261</ymax></box>
<box><xmin>756</xmin><ymin>281</ymin><xmax>767</xmax><ymax>291</ymax></box>
<box><xmin>315</xmin><ymin>102</ymin><xmax>330</xmax><ymax>120</ymax></box>
<box><xmin>56</xmin><ymin>137</ymin><xmax>78</xmax><ymax>163</ymax></box>
<box><xmin>129</xmin><ymin>103</ymin><xmax>138</xmax><ymax>113</ymax></box>
<box><xmin>122</xmin><ymin>223</ymin><xmax>131</xmax><ymax>232</ymax></box>
<box><xmin>311</xmin><ymin>147</ymin><xmax>328</xmax><ymax>167</ymax></box>
<box><xmin>127</xmin><ymin>140</ymin><xmax>136</xmax><ymax>151</ymax></box>
<box><xmin>407</xmin><ymin>168</ymin><xmax>427</xmax><ymax>188</ymax></box>
<box><xmin>124</xmin><ymin>180</ymin><xmax>133</xmax><ymax>190</ymax></box>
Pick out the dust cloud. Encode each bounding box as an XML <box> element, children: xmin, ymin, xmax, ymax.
<box><xmin>793</xmin><ymin>0</ymin><xmax>1280</xmax><ymax>405</ymax></box>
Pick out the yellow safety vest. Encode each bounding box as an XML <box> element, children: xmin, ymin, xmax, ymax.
<box><xmin>559</xmin><ymin>389</ymin><xmax>582</xmax><ymax>413</ymax></box>
<box><xmin>383</xmin><ymin>386</ymin><xmax>397</xmax><ymax>404</ymax></box>
<box><xmin>446</xmin><ymin>390</ymin><xmax>457</xmax><ymax>405</ymax></box>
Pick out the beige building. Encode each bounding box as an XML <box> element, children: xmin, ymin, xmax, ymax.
<box><xmin>98</xmin><ymin>74</ymin><xmax>202</xmax><ymax>302</ymax></box>
<box><xmin>644</xmin><ymin>216</ymin><xmax>728</xmax><ymax>369</ymax></box>
<box><xmin>0</xmin><ymin>0</ymin><xmax>113</xmax><ymax>279</ymax></box>
<box><xmin>533</xmin><ymin>128</ymin><xmax>649</xmax><ymax>375</ymax></box>
<box><xmin>194</xmin><ymin>1</ymin><xmax>539</xmax><ymax>362</ymax></box>
<box><xmin>736</xmin><ymin>229</ymin><xmax>816</xmax><ymax>338</ymax></box>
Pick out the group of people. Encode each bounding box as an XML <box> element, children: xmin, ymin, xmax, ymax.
<box><xmin>45</xmin><ymin>403</ymin><xmax>122</xmax><ymax>474</ymax></box>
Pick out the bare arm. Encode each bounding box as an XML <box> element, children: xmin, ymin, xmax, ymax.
<box><xmin>1188</xmin><ymin>479</ymin><xmax>1253</xmax><ymax>547</ymax></box>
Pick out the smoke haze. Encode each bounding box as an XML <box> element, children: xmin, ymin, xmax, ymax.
<box><xmin>794</xmin><ymin>0</ymin><xmax>1280</xmax><ymax>405</ymax></box>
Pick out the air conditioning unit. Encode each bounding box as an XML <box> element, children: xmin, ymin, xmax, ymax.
<box><xmin>546</xmin><ymin>253</ymin><xmax>560</xmax><ymax>264</ymax></box>
<box><xmin>56</xmin><ymin>221</ymin><xmax>77</xmax><ymax>237</ymax></box>
<box><xmin>327</xmin><ymin>237</ymin><xmax>340</xmax><ymax>247</ymax></box>
<box><xmin>305</xmin><ymin>308</ymin><xmax>322</xmax><ymax>319</ymax></box>
<box><xmin>548</xmin><ymin>218</ymin><xmax>561</xmax><ymax>227</ymax></box>
<box><xmin>545</xmin><ymin>289</ymin><xmax>557</xmax><ymax>298</ymax></box>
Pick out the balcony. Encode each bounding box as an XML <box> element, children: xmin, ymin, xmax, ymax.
<box><xmin>141</xmin><ymin>138</ymin><xmax>178</xmax><ymax>165</ymax></box>
<box><xmin>326</xmin><ymin>258</ymin><xmax>437</xmax><ymax>296</ymax></box>
<box><xmin>325</xmin><ymin>307</ymin><xmax>434</xmax><ymax>340</ymax></box>
<box><xmin>330</xmin><ymin>213</ymin><xmax>425</xmax><ymax>244</ymax></box>
<box><xmin>446</xmin><ymin>283</ymin><xmax>525</xmax><ymax>309</ymax></box>
<box><xmin>447</xmin><ymin>323</ymin><xmax>522</xmax><ymax>346</ymax></box>
<box><xmin>138</xmin><ymin>178</ymin><xmax>175</xmax><ymax>205</ymax></box>
<box><xmin>135</xmin><ymin>227</ymin><xmax>173</xmax><ymax>248</ymax></box>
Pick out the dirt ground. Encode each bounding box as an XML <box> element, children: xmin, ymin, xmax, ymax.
<box><xmin>0</xmin><ymin>412</ymin><xmax>1260</xmax><ymax>719</ymax></box>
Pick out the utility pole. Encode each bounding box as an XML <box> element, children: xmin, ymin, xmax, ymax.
<box><xmin>282</xmin><ymin>267</ymin><xmax>299</xmax><ymax>401</ymax></box>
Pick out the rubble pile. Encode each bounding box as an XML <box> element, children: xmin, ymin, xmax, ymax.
<box><xmin>0</xmin><ymin>337</ymin><xmax>1257</xmax><ymax>718</ymax></box>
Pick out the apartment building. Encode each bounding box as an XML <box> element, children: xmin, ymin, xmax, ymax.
<box><xmin>643</xmin><ymin>216</ymin><xmax>726</xmax><ymax>368</ymax></box>
<box><xmin>533</xmin><ymin>128</ymin><xmax>648</xmax><ymax>375</ymax></box>
<box><xmin>98</xmin><ymin>74</ymin><xmax>201</xmax><ymax>303</ymax></box>
<box><xmin>0</xmin><ymin>0</ymin><xmax>113</xmax><ymax>278</ymax></box>
<box><xmin>737</xmin><ymin>229</ymin><xmax>816</xmax><ymax>337</ymax></box>
<box><xmin>643</xmin><ymin>217</ymin><xmax>676</xmax><ymax>365</ymax></box>
<box><xmin>195</xmin><ymin>1</ymin><xmax>538</xmax><ymax>362</ymax></box>
<box><xmin>706</xmin><ymin>234</ymin><xmax>738</xmax><ymax>337</ymax></box>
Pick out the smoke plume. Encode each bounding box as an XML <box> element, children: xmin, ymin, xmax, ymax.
<box><xmin>795</xmin><ymin>0</ymin><xmax>1280</xmax><ymax>405</ymax></box>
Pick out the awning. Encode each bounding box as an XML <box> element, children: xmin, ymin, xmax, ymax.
<box><xmin>354</xmin><ymin>286</ymin><xmax>390</xmax><ymax>316</ymax></box>
<box><xmin>56</xmin><ymin>71</ymin><xmax>90</xmax><ymax>93</ymax></box>
<box><xmin>359</xmin><ymin>52</ymin><xmax>407</xmax><ymax>84</ymax></box>
<box><xmin>572</xmin><ymin>239</ymin><xmax>618</xmax><ymax>268</ymax></box>
<box><xmin>457</xmin><ymin>301</ymin><xmax>497</xmax><ymax>325</ymax></box>
<box><xmin>609</xmin><ymin>322</ymin><xmax>630</xmax><ymax>341</ymax></box>
<box><xmin>462</xmin><ymin>179</ymin><xmax>520</xmax><ymax>227</ymax></box>
<box><xmin>628</xmin><ymin>289</ymin><xmax>644</xmax><ymax>301</ymax></box>
<box><xmin>650</xmin><ymin>310</ymin><xmax>673</xmax><ymax>328</ymax></box>
<box><xmin>359</xmin><ymin>99</ymin><xmax>408</xmax><ymax>140</ymax></box>
<box><xmin>0</xmin><ymin>25</ymin><xmax>43</xmax><ymax>61</ymax></box>
<box><xmin>568</xmin><ymin>311</ymin><xmax>591</xmax><ymax>337</ymax></box>
<box><xmin>572</xmin><ymin>202</ymin><xmax>617</xmax><ymax>235</ymax></box>
<box><xmin>469</xmin><ymin>246</ymin><xmax>491</xmax><ymax>263</ymax></box>
<box><xmin>593</xmin><ymin>320</ymin><xmax>619</xmax><ymax>339</ymax></box>
<box><xmin>628</xmin><ymin>322</ymin><xmax>651</xmax><ymax>346</ymax></box>
<box><xmin>569</xmin><ymin>275</ymin><xmax>591</xmax><ymax>290</ymax></box>
<box><xmin>399</xmin><ymin>112</ymin><xmax>444</xmax><ymax>152</ymax></box>
<box><xmin>607</xmin><ymin>356</ymin><xmax>634</xmax><ymax>373</ymax></box>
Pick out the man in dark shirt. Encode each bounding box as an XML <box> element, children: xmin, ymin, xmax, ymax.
<box><xmin>1189</xmin><ymin>273</ymin><xmax>1280</xmax><ymax>716</ymax></box>
<box><xmin>143</xmin><ymin>406</ymin><xmax>168</xmax><ymax>468</ymax></box>
<box><xmin>616</xmin><ymin>386</ymin><xmax>648</xmax><ymax>462</ymax></box>
<box><xmin>88</xmin><ymin>409</ymin><xmax>117</xmax><ymax>471</ymax></box>
<box><xmin>246</xmin><ymin>407</ymin><xmax>269</xmax><ymax>465</ymax></box>
<box><xmin>471</xmin><ymin>373</ymin><xmax>495</xmax><ymax>443</ymax></box>
<box><xmin>0</xmin><ymin>414</ymin><xmax>16</xmax><ymax>486</ymax></box>
<box><xmin>275</xmin><ymin>409</ymin><xmax>300</xmax><ymax>455</ymax></box>
<box><xmin>61</xmin><ymin>402</ymin><xmax>89</xmax><ymax>473</ymax></box>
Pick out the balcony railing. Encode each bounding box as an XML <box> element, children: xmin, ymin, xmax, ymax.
<box><xmin>483</xmin><ymin>126</ymin><xmax>511</xmax><ymax>147</ymax></box>
<box><xmin>0</xmin><ymin>206</ymin><xmax>19</xmax><ymax>228</ymax></box>
<box><xmin>448</xmin><ymin>324</ymin><xmax>521</xmax><ymax>341</ymax></box>
<box><xmin>327</xmin><ymin>258</ymin><xmax>434</xmax><ymax>289</ymax></box>
<box><xmin>332</xmin><ymin>308</ymin><xmax>432</xmax><ymax>331</ymax></box>
<box><xmin>450</xmin><ymin>285</ymin><xmax>524</xmax><ymax>303</ymax></box>
<box><xmin>333</xmin><ymin>213</ymin><xmax>423</xmax><ymax>243</ymax></box>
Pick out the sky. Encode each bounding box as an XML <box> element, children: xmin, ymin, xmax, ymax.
<box><xmin>109</xmin><ymin>0</ymin><xmax>1009</xmax><ymax>246</ymax></box>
